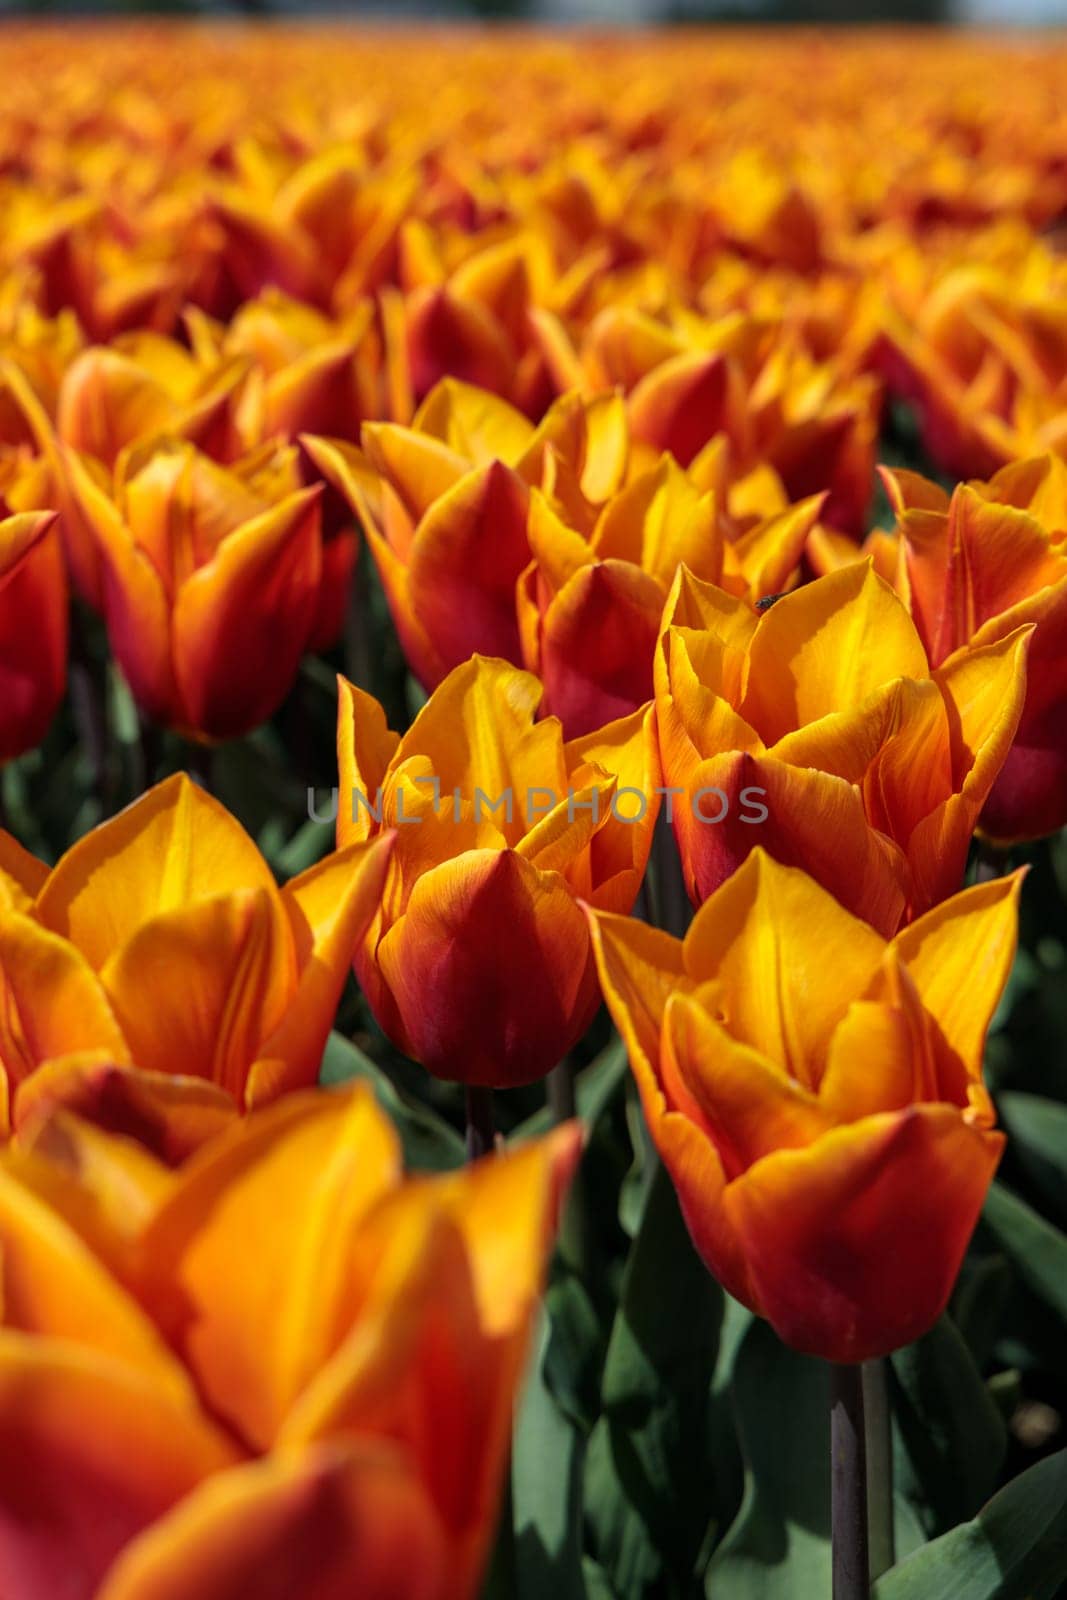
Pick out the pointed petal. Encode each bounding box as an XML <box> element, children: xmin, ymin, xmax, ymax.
<box><xmin>742</xmin><ymin>563</ymin><xmax>929</xmax><ymax>742</ymax></box>
<box><xmin>172</xmin><ymin>488</ymin><xmax>321</xmax><ymax>739</ymax></box>
<box><xmin>0</xmin><ymin>1333</ymin><xmax>238</xmax><ymax>1600</ymax></box>
<box><xmin>37</xmin><ymin>775</ymin><xmax>280</xmax><ymax>969</ymax></box>
<box><xmin>140</xmin><ymin>1088</ymin><xmax>400</xmax><ymax>1451</ymax></box>
<box><xmin>97</xmin><ymin>1442</ymin><xmax>446</xmax><ymax>1600</ymax></box>
<box><xmin>252</xmin><ymin>834</ymin><xmax>395</xmax><ymax>1105</ymax></box>
<box><xmin>376</xmin><ymin>850</ymin><xmax>594</xmax><ymax>1087</ymax></box>
<box><xmin>682</xmin><ymin>850</ymin><xmax>886</xmax><ymax>1086</ymax></box>
<box><xmin>100</xmin><ymin>890</ymin><xmax>294</xmax><ymax>1100</ymax></box>
<box><xmin>724</xmin><ymin>1106</ymin><xmax>1003</xmax><ymax>1361</ymax></box>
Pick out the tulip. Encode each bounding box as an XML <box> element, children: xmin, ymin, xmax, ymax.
<box><xmin>399</xmin><ymin>234</ymin><xmax>564</xmax><ymax>418</ymax></box>
<box><xmin>574</xmin><ymin>307</ymin><xmax>880</xmax><ymax>533</ymax></box>
<box><xmin>305</xmin><ymin>377</ymin><xmax>627</xmax><ymax>690</ymax></box>
<box><xmin>655</xmin><ymin>559</ymin><xmax>1030</xmax><ymax>934</ymax></box>
<box><xmin>56</xmin><ymin>336</ymin><xmax>247</xmax><ymax>472</ymax></box>
<box><xmin>517</xmin><ymin>453</ymin><xmax>822</xmax><ymax>737</ymax></box>
<box><xmin>586</xmin><ymin>848</ymin><xmax>1017</xmax><ymax>1362</ymax></box>
<box><xmin>59</xmin><ymin>439</ymin><xmax>323</xmax><ymax>740</ymax></box>
<box><xmin>336</xmin><ymin>655</ymin><xmax>660</xmax><ymax>1086</ymax></box>
<box><xmin>877</xmin><ymin>261</ymin><xmax>1067</xmax><ymax>481</ymax></box>
<box><xmin>0</xmin><ymin>774</ymin><xmax>393</xmax><ymax>1152</ymax></box>
<box><xmin>883</xmin><ymin>455</ymin><xmax>1067</xmax><ymax>843</ymax></box>
<box><xmin>0</xmin><ymin>508</ymin><xmax>66</xmax><ymax>764</ymax></box>
<box><xmin>0</xmin><ymin>1084</ymin><xmax>579</xmax><ymax>1600</ymax></box>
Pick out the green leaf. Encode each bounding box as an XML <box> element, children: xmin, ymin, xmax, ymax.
<box><xmin>319</xmin><ymin>1031</ymin><xmax>463</xmax><ymax>1170</ymax></box>
<box><xmin>584</xmin><ymin>1419</ymin><xmax>666</xmax><ymax>1600</ymax></box>
<box><xmin>982</xmin><ymin>1180</ymin><xmax>1067</xmax><ymax>1322</ymax></box>
<box><xmin>874</xmin><ymin>1447</ymin><xmax>1067</xmax><ymax>1600</ymax></box>
<box><xmin>705</xmin><ymin>1319</ymin><xmax>831</xmax><ymax>1600</ymax></box>
<box><xmin>581</xmin><ymin>1556</ymin><xmax>619</xmax><ymax>1599</ymax></box>
<box><xmin>587</xmin><ymin>1161</ymin><xmax>723</xmax><ymax>1596</ymax></box>
<box><xmin>543</xmin><ymin>1268</ymin><xmax>607</xmax><ymax>1433</ymax></box>
<box><xmin>512</xmin><ymin>1312</ymin><xmax>588</xmax><ymax>1600</ymax></box>
<box><xmin>890</xmin><ymin>1316</ymin><xmax>1007</xmax><ymax>1534</ymax></box>
<box><xmin>952</xmin><ymin>1255</ymin><xmax>1013</xmax><ymax>1371</ymax></box>
<box><xmin>997</xmin><ymin>1092</ymin><xmax>1067</xmax><ymax>1229</ymax></box>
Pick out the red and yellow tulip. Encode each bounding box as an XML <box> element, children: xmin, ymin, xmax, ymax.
<box><xmin>587</xmin><ymin>849</ymin><xmax>1017</xmax><ymax>1362</ymax></box>
<box><xmin>336</xmin><ymin>655</ymin><xmax>659</xmax><ymax>1086</ymax></box>
<box><xmin>0</xmin><ymin>775</ymin><xmax>392</xmax><ymax>1152</ymax></box>
<box><xmin>517</xmin><ymin>453</ymin><xmax>821</xmax><ymax>737</ymax></box>
<box><xmin>655</xmin><ymin>559</ymin><xmax>1030</xmax><ymax>933</ymax></box>
<box><xmin>61</xmin><ymin>440</ymin><xmax>323</xmax><ymax>740</ymax></box>
<box><xmin>306</xmin><ymin>377</ymin><xmax>627</xmax><ymax>690</ymax></box>
<box><xmin>0</xmin><ymin>1085</ymin><xmax>579</xmax><ymax>1600</ymax></box>
<box><xmin>883</xmin><ymin>455</ymin><xmax>1067</xmax><ymax>843</ymax></box>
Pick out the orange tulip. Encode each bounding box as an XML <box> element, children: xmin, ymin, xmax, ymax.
<box><xmin>60</xmin><ymin>439</ymin><xmax>322</xmax><ymax>740</ymax></box>
<box><xmin>305</xmin><ymin>377</ymin><xmax>627</xmax><ymax>690</ymax></box>
<box><xmin>56</xmin><ymin>335</ymin><xmax>247</xmax><ymax>472</ymax></box>
<box><xmin>190</xmin><ymin>290</ymin><xmax>381</xmax><ymax>447</ymax></box>
<box><xmin>517</xmin><ymin>453</ymin><xmax>821</xmax><ymax>736</ymax></box>
<box><xmin>0</xmin><ymin>508</ymin><xmax>66</xmax><ymax>763</ymax></box>
<box><xmin>0</xmin><ymin>775</ymin><xmax>392</xmax><ymax>1153</ymax></box>
<box><xmin>586</xmin><ymin>849</ymin><xmax>1016</xmax><ymax>1362</ymax></box>
<box><xmin>0</xmin><ymin>1086</ymin><xmax>579</xmax><ymax>1599</ymax></box>
<box><xmin>655</xmin><ymin>559</ymin><xmax>1030</xmax><ymax>933</ymax></box>
<box><xmin>336</xmin><ymin>655</ymin><xmax>659</xmax><ymax>1086</ymax></box>
<box><xmin>883</xmin><ymin>455</ymin><xmax>1067</xmax><ymax>843</ymax></box>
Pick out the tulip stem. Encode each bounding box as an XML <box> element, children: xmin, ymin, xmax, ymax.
<box><xmin>464</xmin><ymin>1086</ymin><xmax>495</xmax><ymax>1162</ymax></box>
<box><xmin>547</xmin><ymin>1059</ymin><xmax>576</xmax><ymax>1123</ymax></box>
<box><xmin>863</xmin><ymin>1359</ymin><xmax>895</xmax><ymax>1580</ymax></box>
<box><xmin>831</xmin><ymin>1362</ymin><xmax>869</xmax><ymax>1600</ymax></box>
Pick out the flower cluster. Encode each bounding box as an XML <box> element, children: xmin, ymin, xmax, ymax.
<box><xmin>0</xmin><ymin>25</ymin><xmax>1064</xmax><ymax>1599</ymax></box>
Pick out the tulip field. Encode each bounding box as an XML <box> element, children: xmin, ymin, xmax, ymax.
<box><xmin>2</xmin><ymin>21</ymin><xmax>1067</xmax><ymax>1600</ymax></box>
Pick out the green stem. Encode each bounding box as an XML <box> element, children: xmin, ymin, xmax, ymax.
<box><xmin>863</xmin><ymin>1359</ymin><xmax>895</xmax><ymax>1581</ymax></box>
<box><xmin>546</xmin><ymin>1058</ymin><xmax>576</xmax><ymax>1123</ymax></box>
<box><xmin>464</xmin><ymin>1085</ymin><xmax>495</xmax><ymax>1163</ymax></box>
<box><xmin>831</xmin><ymin>1362</ymin><xmax>870</xmax><ymax>1600</ymax></box>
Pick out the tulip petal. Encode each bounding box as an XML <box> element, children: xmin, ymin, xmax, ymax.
<box><xmin>742</xmin><ymin>562</ymin><xmax>929</xmax><ymax>742</ymax></box>
<box><xmin>172</xmin><ymin>487</ymin><xmax>321</xmax><ymax>739</ymax></box>
<box><xmin>100</xmin><ymin>890</ymin><xmax>294</xmax><ymax>1099</ymax></box>
<box><xmin>36</xmin><ymin>774</ymin><xmax>280</xmax><ymax>970</ymax></box>
<box><xmin>97</xmin><ymin>1441</ymin><xmax>446</xmax><ymax>1600</ymax></box>
<box><xmin>62</xmin><ymin>447</ymin><xmax>177</xmax><ymax>722</ymax></box>
<box><xmin>251</xmin><ymin>834</ymin><xmax>396</xmax><ymax>1105</ymax></box>
<box><xmin>664</xmin><ymin>993</ymin><xmax>831</xmax><ymax>1178</ymax></box>
<box><xmin>584</xmin><ymin>904</ymin><xmax>753</xmax><ymax>1304</ymax></box>
<box><xmin>405</xmin><ymin>461</ymin><xmax>529</xmax><ymax>675</ymax></box>
<box><xmin>540</xmin><ymin>559</ymin><xmax>664</xmax><ymax>737</ymax></box>
<box><xmin>392</xmin><ymin>656</ymin><xmax>561</xmax><ymax>836</ymax></box>
<box><xmin>670</xmin><ymin>749</ymin><xmax>908</xmax><ymax>936</ymax></box>
<box><xmin>0</xmin><ymin>1162</ymin><xmax>194</xmax><ymax>1388</ymax></box>
<box><xmin>0</xmin><ymin>914</ymin><xmax>129</xmax><ymax>1089</ymax></box>
<box><xmin>682</xmin><ymin>849</ymin><xmax>886</xmax><ymax>1085</ymax></box>
<box><xmin>724</xmin><ymin>1105</ymin><xmax>1003</xmax><ymax>1361</ymax></box>
<box><xmin>0</xmin><ymin>1333</ymin><xmax>238</xmax><ymax>1600</ymax></box>
<box><xmin>14</xmin><ymin>1059</ymin><xmax>238</xmax><ymax>1166</ymax></box>
<box><xmin>140</xmin><ymin>1087</ymin><xmax>400</xmax><ymax>1450</ymax></box>
<box><xmin>889</xmin><ymin>871</ymin><xmax>1023</xmax><ymax>1088</ymax></box>
<box><xmin>0</xmin><ymin>831</ymin><xmax>48</xmax><ymax>913</ymax></box>
<box><xmin>335</xmin><ymin>676</ymin><xmax>401</xmax><ymax>848</ymax></box>
<box><xmin>376</xmin><ymin>849</ymin><xmax>594</xmax><ymax>1086</ymax></box>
